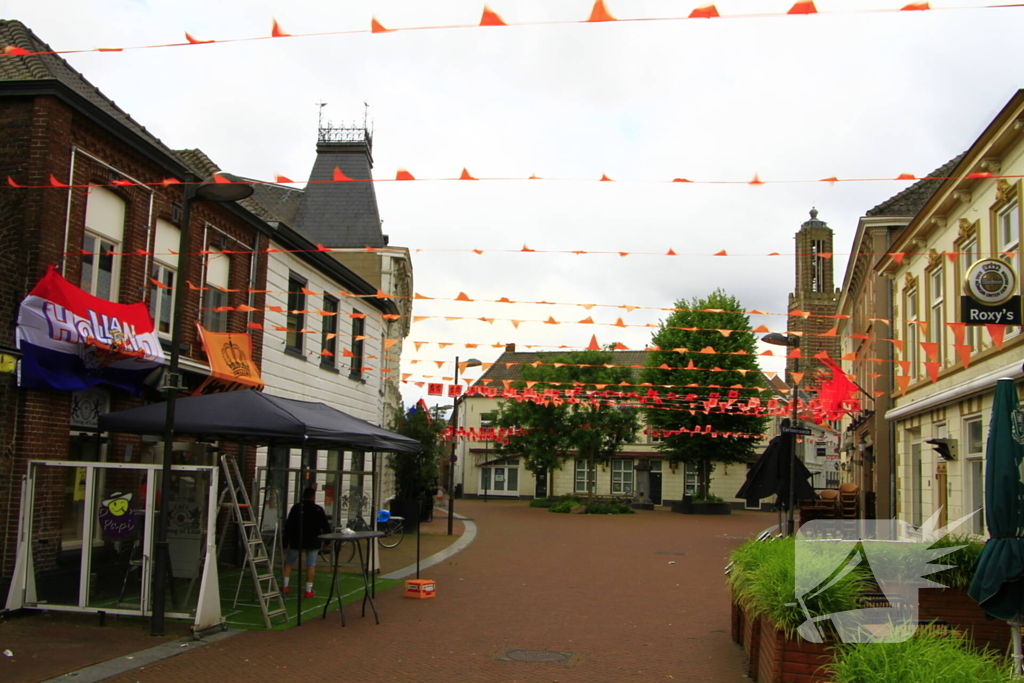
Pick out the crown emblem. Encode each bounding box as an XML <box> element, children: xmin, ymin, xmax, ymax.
<box><xmin>221</xmin><ymin>339</ymin><xmax>251</xmax><ymax>378</ymax></box>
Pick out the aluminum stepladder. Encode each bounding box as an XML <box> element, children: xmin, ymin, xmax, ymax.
<box><xmin>219</xmin><ymin>455</ymin><xmax>288</xmax><ymax>629</ymax></box>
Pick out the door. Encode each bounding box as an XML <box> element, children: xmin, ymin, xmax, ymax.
<box><xmin>935</xmin><ymin>462</ymin><xmax>948</xmax><ymax>530</ymax></box>
<box><xmin>535</xmin><ymin>467</ymin><xmax>548</xmax><ymax>499</ymax></box>
<box><xmin>649</xmin><ymin>472</ymin><xmax>663</xmax><ymax>505</ymax></box>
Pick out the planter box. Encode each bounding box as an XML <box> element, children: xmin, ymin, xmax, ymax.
<box><xmin>918</xmin><ymin>587</ymin><xmax>1011</xmax><ymax>653</ymax></box>
<box><xmin>758</xmin><ymin>622</ymin><xmax>833</xmax><ymax>683</ymax></box>
<box><xmin>741</xmin><ymin>610</ymin><xmax>762</xmax><ymax>680</ymax></box>
<box><xmin>683</xmin><ymin>502</ymin><xmax>732</xmax><ymax>515</ymax></box>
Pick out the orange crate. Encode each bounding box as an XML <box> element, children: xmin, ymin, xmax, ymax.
<box><xmin>404</xmin><ymin>579</ymin><xmax>436</xmax><ymax>599</ymax></box>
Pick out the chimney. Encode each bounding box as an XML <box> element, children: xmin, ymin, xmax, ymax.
<box><xmin>505</xmin><ymin>343</ymin><xmax>516</xmax><ymax>353</ymax></box>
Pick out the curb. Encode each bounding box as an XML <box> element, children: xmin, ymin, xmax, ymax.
<box><xmin>380</xmin><ymin>508</ymin><xmax>477</xmax><ymax>580</ymax></box>
<box><xmin>39</xmin><ymin>628</ymin><xmax>241</xmax><ymax>683</ymax></box>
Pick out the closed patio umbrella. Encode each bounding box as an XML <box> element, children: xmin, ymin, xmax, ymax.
<box><xmin>736</xmin><ymin>423</ymin><xmax>816</xmax><ymax>511</ymax></box>
<box><xmin>967</xmin><ymin>378</ymin><xmax>1024</xmax><ymax>677</ymax></box>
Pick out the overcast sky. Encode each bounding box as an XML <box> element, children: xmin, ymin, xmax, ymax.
<box><xmin>7</xmin><ymin>0</ymin><xmax>1024</xmax><ymax>408</ymax></box>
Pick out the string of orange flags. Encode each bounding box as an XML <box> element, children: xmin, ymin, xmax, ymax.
<box><xmin>2</xmin><ymin>1</ymin><xmax>1021</xmax><ymax>59</ymax></box>
<box><xmin>12</xmin><ymin>168</ymin><xmax>1024</xmax><ymax>194</ymax></box>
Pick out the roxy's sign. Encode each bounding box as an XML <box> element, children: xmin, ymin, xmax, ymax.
<box><xmin>960</xmin><ymin>258</ymin><xmax>1021</xmax><ymax>326</ymax></box>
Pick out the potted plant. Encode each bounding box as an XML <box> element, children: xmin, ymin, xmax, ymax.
<box><xmin>388</xmin><ymin>404</ymin><xmax>443</xmax><ymax>530</ymax></box>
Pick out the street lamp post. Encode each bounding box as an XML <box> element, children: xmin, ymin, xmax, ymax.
<box><xmin>761</xmin><ymin>332</ymin><xmax>801</xmax><ymax>536</ymax></box>
<box><xmin>448</xmin><ymin>356</ymin><xmax>481</xmax><ymax>535</ymax></box>
<box><xmin>151</xmin><ymin>174</ymin><xmax>254</xmax><ymax>636</ymax></box>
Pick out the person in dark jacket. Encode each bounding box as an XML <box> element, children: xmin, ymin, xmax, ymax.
<box><xmin>283</xmin><ymin>487</ymin><xmax>332</xmax><ymax>598</ymax></box>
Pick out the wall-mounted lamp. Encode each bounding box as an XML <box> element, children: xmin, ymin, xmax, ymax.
<box><xmin>857</xmin><ymin>437</ymin><xmax>867</xmax><ymax>453</ymax></box>
<box><xmin>669</xmin><ymin>461</ymin><xmax>678</xmax><ymax>472</ymax></box>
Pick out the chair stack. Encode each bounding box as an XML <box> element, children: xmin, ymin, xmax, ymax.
<box><xmin>799</xmin><ymin>489</ymin><xmax>839</xmax><ymax>526</ymax></box>
<box><xmin>838</xmin><ymin>482</ymin><xmax>860</xmax><ymax>519</ymax></box>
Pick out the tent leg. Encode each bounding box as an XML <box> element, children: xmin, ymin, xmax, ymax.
<box><xmin>1010</xmin><ymin>618</ymin><xmax>1023</xmax><ymax>679</ymax></box>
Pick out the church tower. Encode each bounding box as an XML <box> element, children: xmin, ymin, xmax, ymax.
<box><xmin>787</xmin><ymin>208</ymin><xmax>840</xmax><ymax>376</ymax></box>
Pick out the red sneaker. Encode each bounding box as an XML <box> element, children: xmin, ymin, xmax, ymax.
<box><xmin>283</xmin><ymin>586</ymin><xmax>290</xmax><ymax>594</ymax></box>
<box><xmin>304</xmin><ymin>590</ymin><xmax>315</xmax><ymax>599</ymax></box>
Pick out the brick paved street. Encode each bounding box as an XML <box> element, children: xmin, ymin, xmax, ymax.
<box><xmin>96</xmin><ymin>501</ymin><xmax>771</xmax><ymax>683</ymax></box>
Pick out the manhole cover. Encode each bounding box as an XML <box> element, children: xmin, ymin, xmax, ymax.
<box><xmin>496</xmin><ymin>648</ymin><xmax>574</xmax><ymax>665</ymax></box>
<box><xmin>654</xmin><ymin>551</ymin><xmax>685</xmax><ymax>556</ymax></box>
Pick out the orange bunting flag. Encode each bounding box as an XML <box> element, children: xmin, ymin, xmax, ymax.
<box><xmin>213</xmin><ymin>174</ymin><xmax>232</xmax><ymax>184</ymax></box>
<box><xmin>896</xmin><ymin>173</ymin><xmax>916</xmax><ymax>180</ymax></box>
<box><xmin>896</xmin><ymin>376</ymin><xmax>912</xmax><ymax>395</ymax></box>
<box><xmin>818</xmin><ymin>326</ymin><xmax>838</xmax><ymax>337</ymax></box>
<box><xmin>271</xmin><ymin>18</ymin><xmax>291</xmax><ymax>37</ymax></box>
<box><xmin>375</xmin><ymin>289</ymin><xmax>394</xmax><ymax>299</ymax></box>
<box><xmin>947</xmin><ymin>322</ymin><xmax>966</xmax><ymax>346</ymax></box>
<box><xmin>579</xmin><ymin>317</ymin><xmax>595</xmax><ymax>324</ymax></box>
<box><xmin>955</xmin><ymin>344</ymin><xmax>972</xmax><ymax>369</ymax></box>
<box><xmin>924</xmin><ymin>361</ymin><xmax>941</xmax><ymax>383</ymax></box>
<box><xmin>460</xmin><ymin>168</ymin><xmax>477</xmax><ymax>180</ymax></box>
<box><xmin>275</xmin><ymin>175</ymin><xmax>294</xmax><ymax>184</ymax></box>
<box><xmin>689</xmin><ymin>4</ymin><xmax>720</xmax><ymax>18</ymax></box>
<box><xmin>333</xmin><ymin>167</ymin><xmax>352</xmax><ymax>182</ymax></box>
<box><xmin>49</xmin><ymin>174</ymin><xmax>69</xmax><ymax>188</ymax></box>
<box><xmin>666</xmin><ymin>248</ymin><xmax>677</xmax><ymax>256</ymax></box>
<box><xmin>986</xmin><ymin>324</ymin><xmax>1006</xmax><ymax>350</ymax></box>
<box><xmin>749</xmin><ymin>173</ymin><xmax>764</xmax><ymax>186</ymax></box>
<box><xmin>7</xmin><ymin>177</ymin><xmax>21</xmax><ymax>188</ymax></box>
<box><xmin>247</xmin><ymin>321</ymin><xmax>263</xmax><ymax>330</ymax></box>
<box><xmin>613</xmin><ymin>318</ymin><xmax>627</xmax><ymax>328</ymax></box>
<box><xmin>587</xmin><ymin>335</ymin><xmax>601</xmax><ymax>351</ymax></box>
<box><xmin>4</xmin><ymin>46</ymin><xmax>32</xmax><ymax>56</ymax></box>
<box><xmin>544</xmin><ymin>316</ymin><xmax>560</xmax><ymax>325</ymax></box>
<box><xmin>588</xmin><ymin>0</ymin><xmax>616</xmax><ymax>22</ymax></box>
<box><xmin>788</xmin><ymin>1</ymin><xmax>817</xmax><ymax>14</ymax></box>
<box><xmin>820</xmin><ymin>177</ymin><xmax>839</xmax><ymax>184</ymax></box>
<box><xmin>672</xmin><ymin>178</ymin><xmax>692</xmax><ymax>183</ymax></box>
<box><xmin>714</xmin><ymin>249</ymin><xmax>728</xmax><ymax>256</ymax></box>
<box><xmin>613</xmin><ymin>343</ymin><xmax>629</xmax><ymax>350</ymax></box>
<box><xmin>184</xmin><ymin>32</ymin><xmax>214</xmax><ymax>44</ymax></box>
<box><xmin>455</xmin><ymin>291</ymin><xmax>472</xmax><ymax>301</ymax></box>
<box><xmin>889</xmin><ymin>252</ymin><xmax>907</xmax><ymax>265</ymax></box>
<box><xmin>790</xmin><ymin>372</ymin><xmax>805</xmax><ymax>386</ymax></box>
<box><xmin>919</xmin><ymin>341</ymin><xmax>939</xmax><ymax>362</ymax></box>
<box><xmin>396</xmin><ymin>168</ymin><xmax>415</xmax><ymax>181</ymax></box>
<box><xmin>521</xmin><ymin>244</ymin><xmax>535</xmax><ymax>252</ymax></box>
<box><xmin>480</xmin><ymin>5</ymin><xmax>507</xmax><ymax>26</ymax></box>
<box><xmin>902</xmin><ymin>2</ymin><xmax>930</xmax><ymax>9</ymax></box>
<box><xmin>371</xmin><ymin>17</ymin><xmax>392</xmax><ymax>33</ymax></box>
<box><xmin>752</xmin><ymin>325</ymin><xmax>770</xmax><ymax>334</ymax></box>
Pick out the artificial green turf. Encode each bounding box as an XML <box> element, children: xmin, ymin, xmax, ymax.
<box><xmin>218</xmin><ymin>569</ymin><xmax>400</xmax><ymax>630</ymax></box>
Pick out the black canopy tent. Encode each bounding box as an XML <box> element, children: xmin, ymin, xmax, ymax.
<box><xmin>98</xmin><ymin>389</ymin><xmax>420</xmax><ymax>627</ymax></box>
<box><xmin>98</xmin><ymin>389</ymin><xmax>421</xmax><ymax>452</ymax></box>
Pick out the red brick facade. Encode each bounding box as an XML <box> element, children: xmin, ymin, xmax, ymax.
<box><xmin>0</xmin><ymin>90</ymin><xmax>269</xmax><ymax>591</ymax></box>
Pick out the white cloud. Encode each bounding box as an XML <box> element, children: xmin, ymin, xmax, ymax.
<box><xmin>7</xmin><ymin>0</ymin><xmax>1024</xmax><ymax>407</ymax></box>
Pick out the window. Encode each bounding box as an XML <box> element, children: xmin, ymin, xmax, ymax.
<box><xmin>574</xmin><ymin>459</ymin><xmax>595</xmax><ymax>494</ymax></box>
<box><xmin>286</xmin><ymin>273</ymin><xmax>306</xmax><ymax>353</ymax></box>
<box><xmin>998</xmin><ymin>201</ymin><xmax>1021</xmax><ymax>338</ymax></box>
<box><xmin>349</xmin><ymin>312</ymin><xmax>365</xmax><ymax>377</ymax></box>
<box><xmin>930</xmin><ymin>266</ymin><xmax>945</xmax><ymax>365</ymax></box>
<box><xmin>683</xmin><ymin>462</ymin><xmax>698</xmax><ymax>497</ymax></box>
<box><xmin>149</xmin><ymin>219</ymin><xmax>179</xmax><ymax>336</ymax></box>
<box><xmin>481</xmin><ymin>458</ymin><xmax>519</xmax><ymax>494</ymax></box>
<box><xmin>908</xmin><ymin>429</ymin><xmax>923</xmax><ymax>528</ymax></box>
<box><xmin>905</xmin><ymin>287</ymin><xmax>919</xmax><ymax>379</ymax></box>
<box><xmin>964</xmin><ymin>417</ymin><xmax>985</xmax><ymax>536</ymax></box>
<box><xmin>203</xmin><ymin>247</ymin><xmax>230</xmax><ymax>333</ymax></box>
<box><xmin>960</xmin><ymin>236</ymin><xmax>980</xmax><ymax>350</ymax></box>
<box><xmin>321</xmin><ymin>295</ymin><xmax>338</xmax><ymax>368</ymax></box>
<box><xmin>82</xmin><ymin>187</ymin><xmax>125</xmax><ymax>301</ymax></box>
<box><xmin>611</xmin><ymin>459</ymin><xmax>634</xmax><ymax>494</ymax></box>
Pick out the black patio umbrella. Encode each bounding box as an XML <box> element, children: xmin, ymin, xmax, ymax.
<box><xmin>736</xmin><ymin>425</ymin><xmax>817</xmax><ymax>511</ymax></box>
<box><xmin>967</xmin><ymin>378</ymin><xmax>1024</xmax><ymax>676</ymax></box>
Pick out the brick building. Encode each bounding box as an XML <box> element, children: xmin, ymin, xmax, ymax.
<box><xmin>0</xmin><ymin>20</ymin><xmax>276</xmax><ymax>606</ymax></box>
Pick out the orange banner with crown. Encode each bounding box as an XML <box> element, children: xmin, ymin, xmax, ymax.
<box><xmin>193</xmin><ymin>325</ymin><xmax>264</xmax><ymax>395</ymax></box>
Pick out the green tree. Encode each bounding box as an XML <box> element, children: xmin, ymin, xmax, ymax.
<box><xmin>640</xmin><ymin>290</ymin><xmax>769</xmax><ymax>499</ymax></box>
<box><xmin>492</xmin><ymin>348</ymin><xmax>641</xmax><ymax>501</ymax></box>
<box><xmin>388</xmin><ymin>404</ymin><xmax>444</xmax><ymax>501</ymax></box>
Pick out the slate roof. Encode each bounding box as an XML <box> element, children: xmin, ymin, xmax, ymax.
<box><xmin>866</xmin><ymin>154</ymin><xmax>964</xmax><ymax>217</ymax></box>
<box><xmin>0</xmin><ymin>20</ymin><xmax>189</xmax><ymax>173</ymax></box>
<box><xmin>473</xmin><ymin>350</ymin><xmax>652</xmax><ymax>386</ymax></box>
<box><xmin>293</xmin><ymin>142</ymin><xmax>386</xmax><ymax>248</ymax></box>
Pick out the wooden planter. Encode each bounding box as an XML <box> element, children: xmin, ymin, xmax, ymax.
<box><xmin>673</xmin><ymin>500</ymin><xmax>731</xmax><ymax>515</ymax></box>
<box><xmin>918</xmin><ymin>587</ymin><xmax>1011</xmax><ymax>653</ymax></box>
<box><xmin>757</xmin><ymin>621</ymin><xmax>833</xmax><ymax>683</ymax></box>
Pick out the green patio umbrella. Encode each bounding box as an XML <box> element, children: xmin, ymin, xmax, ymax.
<box><xmin>968</xmin><ymin>377</ymin><xmax>1024</xmax><ymax>676</ymax></box>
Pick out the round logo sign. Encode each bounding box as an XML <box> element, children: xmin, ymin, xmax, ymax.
<box><xmin>964</xmin><ymin>258</ymin><xmax>1018</xmax><ymax>306</ymax></box>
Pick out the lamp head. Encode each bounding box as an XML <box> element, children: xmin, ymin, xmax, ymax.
<box><xmin>761</xmin><ymin>332</ymin><xmax>799</xmax><ymax>347</ymax></box>
<box><xmin>194</xmin><ymin>173</ymin><xmax>255</xmax><ymax>203</ymax></box>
